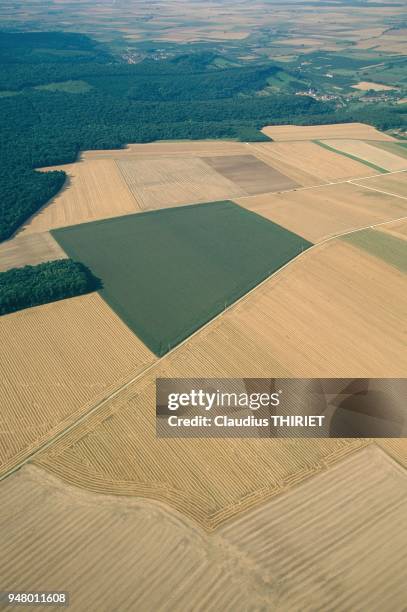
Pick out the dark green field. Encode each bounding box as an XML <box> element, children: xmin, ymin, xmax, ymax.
<box><xmin>52</xmin><ymin>201</ymin><xmax>312</xmax><ymax>356</ymax></box>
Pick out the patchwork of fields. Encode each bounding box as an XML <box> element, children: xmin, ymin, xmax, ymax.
<box><xmin>1</xmin><ymin>123</ymin><xmax>407</xmax><ymax>605</ymax></box>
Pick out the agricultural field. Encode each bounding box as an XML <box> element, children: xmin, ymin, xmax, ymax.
<box><xmin>0</xmin><ymin>232</ymin><xmax>66</xmax><ymax>272</ymax></box>
<box><xmin>52</xmin><ymin>201</ymin><xmax>312</xmax><ymax>356</ymax></box>
<box><xmin>261</xmin><ymin>123</ymin><xmax>396</xmax><ymax>142</ymax></box>
<box><xmin>378</xmin><ymin>218</ymin><xmax>407</xmax><ymax>241</ymax></box>
<box><xmin>369</xmin><ymin>141</ymin><xmax>407</xmax><ymax>160</ymax></box>
<box><xmin>201</xmin><ymin>154</ymin><xmax>298</xmax><ymax>194</ymax></box>
<box><xmin>352</xmin><ymin>81</ymin><xmax>397</xmax><ymax>91</ymax></box>
<box><xmin>355</xmin><ymin>170</ymin><xmax>407</xmax><ymax>198</ymax></box>
<box><xmin>341</xmin><ymin>228</ymin><xmax>407</xmax><ymax>273</ymax></box>
<box><xmin>321</xmin><ymin>139</ymin><xmax>407</xmax><ymax>172</ymax></box>
<box><xmin>6</xmin><ymin>445</ymin><xmax>407</xmax><ymax>611</ymax></box>
<box><xmin>21</xmin><ymin>159</ymin><xmax>141</xmax><ymax>234</ymax></box>
<box><xmin>249</xmin><ymin>141</ymin><xmax>377</xmax><ymax>183</ymax></box>
<box><xmin>28</xmin><ymin>238</ymin><xmax>407</xmax><ymax>529</ymax></box>
<box><xmin>116</xmin><ymin>156</ymin><xmax>246</xmax><ymax>210</ymax></box>
<box><xmin>0</xmin><ymin>293</ymin><xmax>156</xmax><ymax>478</ymax></box>
<box><xmin>235</xmin><ymin>181</ymin><xmax>407</xmax><ymax>243</ymax></box>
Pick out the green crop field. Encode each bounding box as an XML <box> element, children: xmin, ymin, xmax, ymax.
<box><xmin>52</xmin><ymin>201</ymin><xmax>312</xmax><ymax>356</ymax></box>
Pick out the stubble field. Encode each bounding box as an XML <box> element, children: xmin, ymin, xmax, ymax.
<box><xmin>5</xmin><ymin>445</ymin><xmax>407</xmax><ymax>611</ymax></box>
<box><xmin>235</xmin><ymin>181</ymin><xmax>407</xmax><ymax>242</ymax></box>
<box><xmin>321</xmin><ymin>139</ymin><xmax>407</xmax><ymax>172</ymax></box>
<box><xmin>22</xmin><ymin>159</ymin><xmax>141</xmax><ymax>234</ymax></box>
<box><xmin>0</xmin><ymin>293</ymin><xmax>156</xmax><ymax>478</ymax></box>
<box><xmin>261</xmin><ymin>123</ymin><xmax>396</xmax><ymax>142</ymax></box>
<box><xmin>0</xmin><ymin>232</ymin><xmax>66</xmax><ymax>272</ymax></box>
<box><xmin>355</xmin><ymin>170</ymin><xmax>407</xmax><ymax>198</ymax></box>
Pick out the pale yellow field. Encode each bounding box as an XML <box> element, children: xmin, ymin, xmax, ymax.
<box><xmin>116</xmin><ymin>156</ymin><xmax>246</xmax><ymax>210</ymax></box>
<box><xmin>0</xmin><ymin>293</ymin><xmax>156</xmax><ymax>478</ymax></box>
<box><xmin>262</xmin><ymin>122</ymin><xmax>395</xmax><ymax>142</ymax></box>
<box><xmin>21</xmin><ymin>159</ymin><xmax>141</xmax><ymax>234</ymax></box>
<box><xmin>377</xmin><ymin>219</ymin><xmax>407</xmax><ymax>241</ymax></box>
<box><xmin>323</xmin><ymin>139</ymin><xmax>407</xmax><ymax>171</ymax></box>
<box><xmin>236</xmin><ymin>181</ymin><xmax>407</xmax><ymax>242</ymax></box>
<box><xmin>0</xmin><ymin>232</ymin><xmax>66</xmax><ymax>272</ymax></box>
<box><xmin>82</xmin><ymin>140</ymin><xmax>249</xmax><ymax>160</ymax></box>
<box><xmin>250</xmin><ymin>141</ymin><xmax>376</xmax><ymax>183</ymax></box>
<box><xmin>352</xmin><ymin>81</ymin><xmax>397</xmax><ymax>91</ymax></box>
<box><xmin>354</xmin><ymin>171</ymin><xmax>407</xmax><ymax>198</ymax></box>
<box><xmin>32</xmin><ymin>240</ymin><xmax>406</xmax><ymax>527</ymax></box>
<box><xmin>6</xmin><ymin>446</ymin><xmax>407</xmax><ymax>611</ymax></box>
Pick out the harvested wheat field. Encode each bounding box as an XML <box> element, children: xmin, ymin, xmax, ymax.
<box><xmin>116</xmin><ymin>157</ymin><xmax>246</xmax><ymax>210</ymax></box>
<box><xmin>354</xmin><ymin>170</ymin><xmax>407</xmax><ymax>198</ymax></box>
<box><xmin>82</xmin><ymin>140</ymin><xmax>249</xmax><ymax>160</ymax></box>
<box><xmin>235</xmin><ymin>181</ymin><xmax>407</xmax><ymax>242</ymax></box>
<box><xmin>322</xmin><ymin>139</ymin><xmax>407</xmax><ymax>171</ymax></box>
<box><xmin>0</xmin><ymin>293</ymin><xmax>156</xmax><ymax>478</ymax></box>
<box><xmin>21</xmin><ymin>159</ymin><xmax>141</xmax><ymax>234</ymax></box>
<box><xmin>261</xmin><ymin>122</ymin><xmax>395</xmax><ymax>142</ymax></box>
<box><xmin>0</xmin><ymin>232</ymin><xmax>66</xmax><ymax>272</ymax></box>
<box><xmin>0</xmin><ymin>465</ymin><xmax>260</xmax><ymax>612</ymax></box>
<box><xmin>219</xmin><ymin>445</ymin><xmax>407</xmax><ymax>611</ymax></box>
<box><xmin>5</xmin><ymin>446</ymin><xmax>407</xmax><ymax>611</ymax></box>
<box><xmin>249</xmin><ymin>141</ymin><xmax>376</xmax><ymax>183</ymax></box>
<box><xmin>33</xmin><ymin>240</ymin><xmax>406</xmax><ymax>527</ymax></box>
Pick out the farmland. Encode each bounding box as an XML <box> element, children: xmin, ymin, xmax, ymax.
<box><xmin>22</xmin><ymin>160</ymin><xmax>141</xmax><ymax>234</ymax></box>
<box><xmin>341</xmin><ymin>228</ymin><xmax>407</xmax><ymax>273</ymax></box>
<box><xmin>261</xmin><ymin>123</ymin><xmax>396</xmax><ymax>142</ymax></box>
<box><xmin>0</xmin><ymin>0</ymin><xmax>406</xmax><ymax>604</ymax></box>
<box><xmin>52</xmin><ymin>201</ymin><xmax>312</xmax><ymax>356</ymax></box>
<box><xmin>355</xmin><ymin>171</ymin><xmax>407</xmax><ymax>198</ymax></box>
<box><xmin>0</xmin><ymin>232</ymin><xmax>66</xmax><ymax>272</ymax></box>
<box><xmin>321</xmin><ymin>139</ymin><xmax>407</xmax><ymax>171</ymax></box>
<box><xmin>0</xmin><ymin>293</ymin><xmax>155</xmax><ymax>478</ymax></box>
<box><xmin>235</xmin><ymin>181</ymin><xmax>407</xmax><ymax>243</ymax></box>
<box><xmin>249</xmin><ymin>141</ymin><xmax>377</xmax><ymax>183</ymax></box>
<box><xmin>6</xmin><ymin>445</ymin><xmax>407</xmax><ymax>611</ymax></box>
<box><xmin>27</xmin><ymin>237</ymin><xmax>406</xmax><ymax>529</ymax></box>
<box><xmin>116</xmin><ymin>157</ymin><xmax>246</xmax><ymax>210</ymax></box>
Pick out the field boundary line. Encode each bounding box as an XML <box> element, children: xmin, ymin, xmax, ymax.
<box><xmin>348</xmin><ymin>181</ymin><xmax>407</xmax><ymax>201</ymax></box>
<box><xmin>236</xmin><ymin>166</ymin><xmax>407</xmax><ymax>200</ymax></box>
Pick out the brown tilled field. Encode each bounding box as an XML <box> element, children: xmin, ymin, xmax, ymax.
<box><xmin>354</xmin><ymin>171</ymin><xmax>407</xmax><ymax>198</ymax></box>
<box><xmin>22</xmin><ymin>159</ymin><xmax>141</xmax><ymax>233</ymax></box>
<box><xmin>322</xmin><ymin>139</ymin><xmax>407</xmax><ymax>171</ymax></box>
<box><xmin>3</xmin><ymin>446</ymin><xmax>407</xmax><ymax>611</ymax></box>
<box><xmin>0</xmin><ymin>294</ymin><xmax>156</xmax><ymax>478</ymax></box>
<box><xmin>0</xmin><ymin>232</ymin><xmax>66</xmax><ymax>272</ymax></box>
<box><xmin>202</xmin><ymin>154</ymin><xmax>298</xmax><ymax>194</ymax></box>
<box><xmin>235</xmin><ymin>181</ymin><xmax>407</xmax><ymax>242</ymax></box>
<box><xmin>261</xmin><ymin>122</ymin><xmax>396</xmax><ymax>142</ymax></box>
<box><xmin>31</xmin><ymin>239</ymin><xmax>406</xmax><ymax>527</ymax></box>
